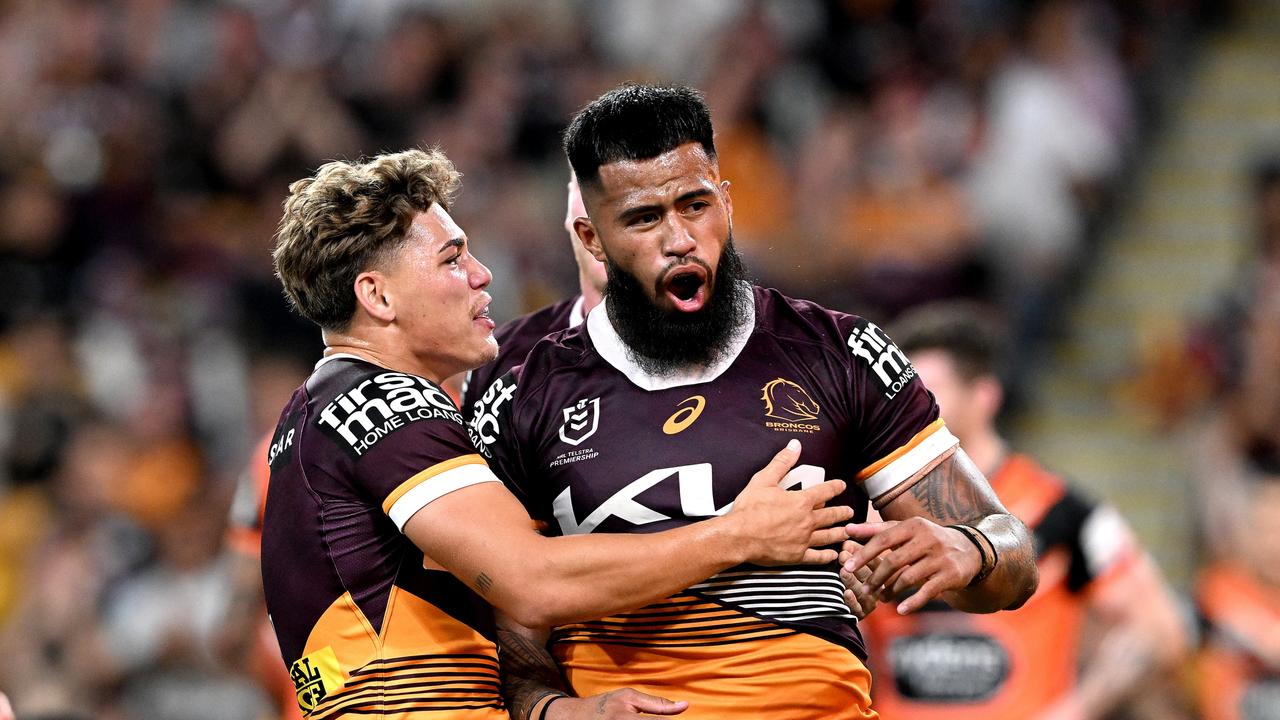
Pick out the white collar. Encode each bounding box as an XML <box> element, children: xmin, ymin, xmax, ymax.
<box><xmin>586</xmin><ymin>283</ymin><xmax>755</xmax><ymax>391</ymax></box>
<box><xmin>568</xmin><ymin>295</ymin><xmax>586</xmax><ymax>328</ymax></box>
<box><xmin>314</xmin><ymin>352</ymin><xmax>369</xmax><ymax>370</ymax></box>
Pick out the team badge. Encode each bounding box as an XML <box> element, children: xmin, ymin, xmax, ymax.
<box><xmin>559</xmin><ymin>397</ymin><xmax>600</xmax><ymax>446</ymax></box>
<box><xmin>761</xmin><ymin>378</ymin><xmax>821</xmax><ymax>434</ymax></box>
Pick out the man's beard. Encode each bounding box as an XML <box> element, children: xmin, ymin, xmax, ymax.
<box><xmin>604</xmin><ymin>239</ymin><xmax>751</xmax><ymax>376</ymax></box>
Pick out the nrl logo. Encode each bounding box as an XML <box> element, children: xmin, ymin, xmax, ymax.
<box><xmin>761</xmin><ymin>378</ymin><xmax>820</xmax><ymax>421</ymax></box>
<box><xmin>559</xmin><ymin>397</ymin><xmax>601</xmax><ymax>446</ymax></box>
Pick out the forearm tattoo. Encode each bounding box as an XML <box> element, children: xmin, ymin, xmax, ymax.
<box><xmin>908</xmin><ymin>453</ymin><xmax>994</xmax><ymax>525</ymax></box>
<box><xmin>497</xmin><ymin>628</ymin><xmax>567</xmax><ymax>720</ymax></box>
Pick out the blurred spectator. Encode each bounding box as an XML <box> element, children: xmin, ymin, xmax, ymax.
<box><xmin>0</xmin><ymin>420</ymin><xmax>149</xmax><ymax>719</ymax></box>
<box><xmin>1135</xmin><ymin>158</ymin><xmax>1280</xmax><ymax>561</ymax></box>
<box><xmin>97</xmin><ymin>491</ymin><xmax>270</xmax><ymax>720</ymax></box>
<box><xmin>967</xmin><ymin>0</ymin><xmax>1128</xmax><ymax>377</ymax></box>
<box><xmin>1195</xmin><ymin>452</ymin><xmax>1280</xmax><ymax>720</ymax></box>
<box><xmin>861</xmin><ymin>302</ymin><xmax>1188</xmax><ymax>720</ymax></box>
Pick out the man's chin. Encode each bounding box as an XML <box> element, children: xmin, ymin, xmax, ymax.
<box><xmin>479</xmin><ymin>336</ymin><xmax>499</xmax><ymax>364</ymax></box>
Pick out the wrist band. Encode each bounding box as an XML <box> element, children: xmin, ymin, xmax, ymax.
<box><xmin>948</xmin><ymin>524</ymin><xmax>998</xmax><ymax>586</ymax></box>
<box><xmin>535</xmin><ymin>693</ymin><xmax>568</xmax><ymax>720</ymax></box>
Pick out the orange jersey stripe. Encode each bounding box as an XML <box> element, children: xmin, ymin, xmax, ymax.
<box><xmin>382</xmin><ymin>454</ymin><xmax>488</xmax><ymax>515</ymax></box>
<box><xmin>557</xmin><ymin>627</ymin><xmax>875</xmax><ymax>719</ymax></box>
<box><xmin>856</xmin><ymin>418</ymin><xmax>946</xmax><ymax>481</ymax></box>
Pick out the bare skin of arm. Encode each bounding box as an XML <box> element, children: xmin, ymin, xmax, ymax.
<box><xmin>843</xmin><ymin>448</ymin><xmax>1038</xmax><ymax>614</ymax></box>
<box><xmin>405</xmin><ymin>441</ymin><xmax>853</xmax><ymax>629</ymax></box>
<box><xmin>1034</xmin><ymin>554</ymin><xmax>1188</xmax><ymax>720</ymax></box>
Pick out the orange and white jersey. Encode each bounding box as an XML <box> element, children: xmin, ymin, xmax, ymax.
<box><xmin>1196</xmin><ymin>563</ymin><xmax>1280</xmax><ymax>720</ymax></box>
<box><xmin>861</xmin><ymin>453</ymin><xmax>1142</xmax><ymax>719</ymax></box>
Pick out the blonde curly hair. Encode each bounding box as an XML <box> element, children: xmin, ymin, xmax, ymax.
<box><xmin>273</xmin><ymin>148</ymin><xmax>461</xmax><ymax>330</ymax></box>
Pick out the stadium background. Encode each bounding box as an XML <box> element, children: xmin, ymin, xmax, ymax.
<box><xmin>0</xmin><ymin>0</ymin><xmax>1277</xmax><ymax>718</ymax></box>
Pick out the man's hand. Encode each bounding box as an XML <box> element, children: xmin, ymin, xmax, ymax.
<box><xmin>838</xmin><ymin>540</ymin><xmax>880</xmax><ymax>619</ymax></box>
<box><xmin>843</xmin><ymin>519</ymin><xmax>982</xmax><ymax>614</ymax></box>
<box><xmin>727</xmin><ymin>440</ymin><xmax>852</xmax><ymax>566</ymax></box>
<box><xmin>548</xmin><ymin>689</ymin><xmax>688</xmax><ymax>719</ymax></box>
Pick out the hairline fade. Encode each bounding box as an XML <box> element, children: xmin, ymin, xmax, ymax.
<box><xmin>272</xmin><ymin>148</ymin><xmax>461</xmax><ymax>332</ymax></box>
<box><xmin>562</xmin><ymin>83</ymin><xmax>717</xmax><ymax>189</ymax></box>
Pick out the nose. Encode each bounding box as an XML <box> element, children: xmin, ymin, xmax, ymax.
<box><xmin>662</xmin><ymin>215</ymin><xmax>696</xmax><ymax>258</ymax></box>
<box><xmin>469</xmin><ymin>255</ymin><xmax>493</xmax><ymax>289</ymax></box>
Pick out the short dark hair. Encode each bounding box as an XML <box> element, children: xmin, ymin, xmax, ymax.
<box><xmin>892</xmin><ymin>301</ymin><xmax>1007</xmax><ymax>382</ymax></box>
<box><xmin>563</xmin><ymin>84</ymin><xmax>717</xmax><ymax>186</ymax></box>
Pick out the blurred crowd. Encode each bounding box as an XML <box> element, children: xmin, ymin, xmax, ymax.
<box><xmin>0</xmin><ymin>0</ymin><xmax>1266</xmax><ymax>719</ymax></box>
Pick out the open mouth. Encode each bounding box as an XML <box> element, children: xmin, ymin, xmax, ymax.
<box><xmin>662</xmin><ymin>267</ymin><xmax>708</xmax><ymax>312</ymax></box>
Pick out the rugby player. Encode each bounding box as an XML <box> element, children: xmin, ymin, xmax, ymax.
<box><xmin>471</xmin><ymin>84</ymin><xmax>1039</xmax><ymax>719</ymax></box>
<box><xmin>861</xmin><ymin>302</ymin><xmax>1187</xmax><ymax>720</ymax></box>
<box><xmin>261</xmin><ymin>148</ymin><xmax>854</xmax><ymax>719</ymax></box>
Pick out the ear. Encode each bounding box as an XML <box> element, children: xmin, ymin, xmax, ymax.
<box><xmin>574</xmin><ymin>218</ymin><xmax>606</xmax><ymax>263</ymax></box>
<box><xmin>353</xmin><ymin>270</ymin><xmax>395</xmax><ymax>323</ymax></box>
<box><xmin>720</xmin><ymin>179</ymin><xmax>733</xmax><ymax>218</ymax></box>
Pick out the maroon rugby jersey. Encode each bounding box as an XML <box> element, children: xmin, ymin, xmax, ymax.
<box><xmin>262</xmin><ymin>354</ymin><xmax>507</xmax><ymax>719</ymax></box>
<box><xmin>461</xmin><ymin>295</ymin><xmax>583</xmax><ymax>423</ymax></box>
<box><xmin>469</xmin><ymin>285</ymin><xmax>957</xmax><ymax>719</ymax></box>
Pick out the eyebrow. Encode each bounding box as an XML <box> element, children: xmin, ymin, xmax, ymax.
<box><xmin>437</xmin><ymin>237</ymin><xmax>465</xmax><ymax>254</ymax></box>
<box><xmin>616</xmin><ymin>188</ymin><xmax>715</xmax><ymax>224</ymax></box>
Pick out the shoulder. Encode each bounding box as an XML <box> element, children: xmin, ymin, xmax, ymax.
<box><xmin>304</xmin><ymin>357</ymin><xmax>466</xmax><ymax>459</ymax></box>
<box><xmin>494</xmin><ymin>296</ymin><xmax>579</xmax><ymax>349</ymax></box>
<box><xmin>752</xmin><ymin>286</ymin><xmax>853</xmax><ymax>346</ymax></box>
<box><xmin>514</xmin><ymin>318</ymin><xmax>594</xmax><ymax>386</ymax></box>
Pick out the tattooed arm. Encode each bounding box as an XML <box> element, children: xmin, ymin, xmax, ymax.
<box><xmin>496</xmin><ymin>614</ymin><xmax>688</xmax><ymax>720</ymax></box>
<box><xmin>842</xmin><ymin>448</ymin><xmax>1037</xmax><ymax>614</ymax></box>
<box><xmin>498</xmin><ymin>620</ymin><xmax>567</xmax><ymax>720</ymax></box>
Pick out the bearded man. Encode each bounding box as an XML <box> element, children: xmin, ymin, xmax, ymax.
<box><xmin>471</xmin><ymin>84</ymin><xmax>1038</xmax><ymax>720</ymax></box>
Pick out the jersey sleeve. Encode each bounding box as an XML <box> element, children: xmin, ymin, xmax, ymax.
<box><xmin>1035</xmin><ymin>486</ymin><xmax>1140</xmax><ymax>594</ymax></box>
<box><xmin>315</xmin><ymin>368</ymin><xmax>500</xmax><ymax>531</ymax></box>
<box><xmin>1074</xmin><ymin>501</ymin><xmax>1141</xmax><ymax>594</ymax></box>
<box><xmin>839</xmin><ymin>316</ymin><xmax>958</xmax><ymax>506</ymax></box>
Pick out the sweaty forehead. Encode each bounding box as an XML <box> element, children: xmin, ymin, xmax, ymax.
<box><xmin>408</xmin><ymin>203</ymin><xmax>465</xmax><ymax>247</ymax></box>
<box><xmin>591</xmin><ymin>143</ymin><xmax>720</xmax><ymax>211</ymax></box>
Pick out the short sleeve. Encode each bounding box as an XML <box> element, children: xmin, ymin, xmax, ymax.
<box><xmin>840</xmin><ymin>316</ymin><xmax>957</xmax><ymax>505</ymax></box>
<box><xmin>315</xmin><ymin>368</ymin><xmax>499</xmax><ymax>531</ymax></box>
<box><xmin>1034</xmin><ymin>487</ymin><xmax>1139</xmax><ymax>594</ymax></box>
<box><xmin>1075</xmin><ymin>503</ymin><xmax>1140</xmax><ymax>592</ymax></box>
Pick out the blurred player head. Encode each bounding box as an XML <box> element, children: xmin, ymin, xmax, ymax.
<box><xmin>273</xmin><ymin>149</ymin><xmax>497</xmax><ymax>381</ymax></box>
<box><xmin>563</xmin><ymin>83</ymin><xmax>749</xmax><ymax>374</ymax></box>
<box><xmin>893</xmin><ymin>302</ymin><xmax>1008</xmax><ymax>444</ymax></box>
<box><xmin>565</xmin><ymin>174</ymin><xmax>608</xmax><ymax>310</ymax></box>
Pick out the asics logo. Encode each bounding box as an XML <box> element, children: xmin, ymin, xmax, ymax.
<box><xmin>663</xmin><ymin>395</ymin><xmax>706</xmax><ymax>435</ymax></box>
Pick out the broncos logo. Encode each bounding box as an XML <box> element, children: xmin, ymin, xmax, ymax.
<box><xmin>760</xmin><ymin>378</ymin><xmax>820</xmax><ymax>421</ymax></box>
